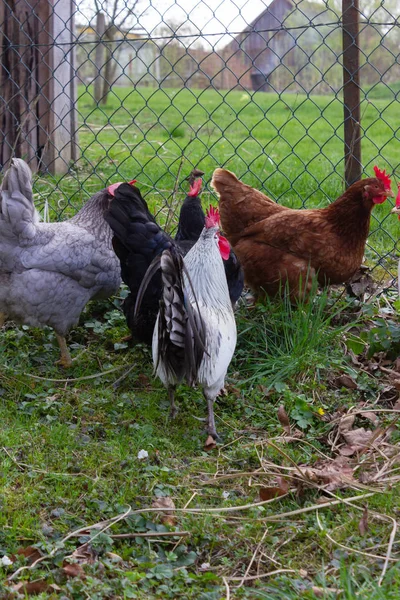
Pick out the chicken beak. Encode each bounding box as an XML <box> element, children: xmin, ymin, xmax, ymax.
<box><xmin>390</xmin><ymin>206</ymin><xmax>400</xmax><ymax>214</ymax></box>
<box><xmin>386</xmin><ymin>189</ymin><xmax>395</xmax><ymax>198</ymax></box>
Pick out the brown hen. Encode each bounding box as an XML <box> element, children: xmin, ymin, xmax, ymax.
<box><xmin>212</xmin><ymin>167</ymin><xmax>393</xmax><ymax>301</ymax></box>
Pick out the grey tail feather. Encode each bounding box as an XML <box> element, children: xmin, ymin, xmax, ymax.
<box><xmin>156</xmin><ymin>249</ymin><xmax>207</xmax><ymax>384</ymax></box>
<box><xmin>1</xmin><ymin>158</ymin><xmax>33</xmax><ymax>204</ymax></box>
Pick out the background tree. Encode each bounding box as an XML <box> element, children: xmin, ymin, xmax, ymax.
<box><xmin>91</xmin><ymin>0</ymin><xmax>142</xmax><ymax>104</ymax></box>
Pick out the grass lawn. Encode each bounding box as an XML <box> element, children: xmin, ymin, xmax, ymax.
<box><xmin>37</xmin><ymin>85</ymin><xmax>400</xmax><ymax>278</ymax></box>
<box><xmin>1</xmin><ymin>86</ymin><xmax>400</xmax><ymax>598</ymax></box>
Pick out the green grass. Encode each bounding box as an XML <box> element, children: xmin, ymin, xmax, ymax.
<box><xmin>2</xmin><ymin>86</ymin><xmax>400</xmax><ymax>597</ymax></box>
<box><xmin>1</xmin><ymin>288</ymin><xmax>400</xmax><ymax>598</ymax></box>
<box><xmin>35</xmin><ymin>84</ymin><xmax>400</xmax><ymax>277</ymax></box>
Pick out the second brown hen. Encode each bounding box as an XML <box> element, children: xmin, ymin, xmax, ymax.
<box><xmin>212</xmin><ymin>167</ymin><xmax>393</xmax><ymax>301</ymax></box>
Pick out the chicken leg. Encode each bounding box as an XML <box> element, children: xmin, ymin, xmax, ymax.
<box><xmin>168</xmin><ymin>386</ymin><xmax>178</xmax><ymax>419</ymax></box>
<box><xmin>204</xmin><ymin>391</ymin><xmax>219</xmax><ymax>440</ymax></box>
<box><xmin>55</xmin><ymin>333</ymin><xmax>73</xmax><ymax>368</ymax></box>
<box><xmin>0</xmin><ymin>312</ymin><xmax>6</xmax><ymax>328</ymax></box>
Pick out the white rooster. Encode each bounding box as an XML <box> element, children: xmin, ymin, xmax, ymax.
<box><xmin>136</xmin><ymin>206</ymin><xmax>237</xmax><ymax>445</ymax></box>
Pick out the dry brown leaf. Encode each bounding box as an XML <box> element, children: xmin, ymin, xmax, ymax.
<box><xmin>277</xmin><ymin>405</ymin><xmax>291</xmax><ymax>434</ymax></box>
<box><xmin>342</xmin><ymin>427</ymin><xmax>376</xmax><ymax>449</ymax></box>
<box><xmin>339</xmin><ymin>426</ymin><xmax>380</xmax><ymax>456</ymax></box>
<box><xmin>15</xmin><ymin>546</ymin><xmax>42</xmax><ymax>565</ymax></box>
<box><xmin>338</xmin><ymin>445</ymin><xmax>357</xmax><ymax>456</ymax></box>
<box><xmin>338</xmin><ymin>414</ymin><xmax>356</xmax><ymax>433</ymax></box>
<box><xmin>299</xmin><ymin>456</ymin><xmax>354</xmax><ymax>491</ymax></box>
<box><xmin>137</xmin><ymin>373</ymin><xmax>151</xmax><ymax>388</ymax></box>
<box><xmin>70</xmin><ymin>542</ymin><xmax>97</xmax><ymax>564</ymax></box>
<box><xmin>358</xmin><ymin>507</ymin><xmax>369</xmax><ymax>537</ymax></box>
<box><xmin>335</xmin><ymin>374</ymin><xmax>358</xmax><ymax>389</ymax></box>
<box><xmin>299</xmin><ymin>568</ymin><xmax>308</xmax><ymax>577</ymax></box>
<box><xmin>259</xmin><ymin>477</ymin><xmax>289</xmax><ymax>501</ymax></box>
<box><xmin>204</xmin><ymin>435</ymin><xmax>217</xmax><ymax>451</ymax></box>
<box><xmin>11</xmin><ymin>581</ymin><xmax>59</xmax><ymax>595</ymax></box>
<box><xmin>393</xmin><ymin>398</ymin><xmax>400</xmax><ymax>411</ymax></box>
<box><xmin>316</xmin><ymin>495</ymin><xmax>332</xmax><ymax>504</ymax></box>
<box><xmin>106</xmin><ymin>552</ymin><xmax>123</xmax><ymax>562</ymax></box>
<box><xmin>152</xmin><ymin>496</ymin><xmax>177</xmax><ymax>526</ymax></box>
<box><xmin>310</xmin><ymin>586</ymin><xmax>342</xmax><ymax>598</ymax></box>
<box><xmin>63</xmin><ymin>562</ymin><xmax>86</xmax><ymax>579</ymax></box>
<box><xmin>362</xmin><ymin>411</ymin><xmax>379</xmax><ymax>425</ymax></box>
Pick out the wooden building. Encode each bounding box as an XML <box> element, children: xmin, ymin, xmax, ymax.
<box><xmin>0</xmin><ymin>0</ymin><xmax>77</xmax><ymax>174</ymax></box>
<box><xmin>220</xmin><ymin>0</ymin><xmax>294</xmax><ymax>92</ymax></box>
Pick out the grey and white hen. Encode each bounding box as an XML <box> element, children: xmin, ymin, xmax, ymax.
<box><xmin>0</xmin><ymin>158</ymin><xmax>121</xmax><ymax>366</ymax></box>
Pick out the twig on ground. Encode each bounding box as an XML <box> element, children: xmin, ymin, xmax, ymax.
<box><xmin>109</xmin><ymin>531</ymin><xmax>190</xmax><ymax>539</ymax></box>
<box><xmin>378</xmin><ymin>516</ymin><xmax>398</xmax><ymax>586</ymax></box>
<box><xmin>237</xmin><ymin>528</ymin><xmax>269</xmax><ymax>589</ymax></box>
<box><xmin>226</xmin><ymin>568</ymin><xmax>297</xmax><ymax>582</ymax></box>
<box><xmin>316</xmin><ymin>510</ymin><xmax>398</xmax><ymax>563</ymax></box>
<box><xmin>3</xmin><ymin>363</ymin><xmax>129</xmax><ymax>383</ymax></box>
<box><xmin>222</xmin><ymin>576</ymin><xmax>230</xmax><ymax>600</ymax></box>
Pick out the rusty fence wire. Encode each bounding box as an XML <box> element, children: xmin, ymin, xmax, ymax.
<box><xmin>0</xmin><ymin>0</ymin><xmax>400</xmax><ymax>278</ymax></box>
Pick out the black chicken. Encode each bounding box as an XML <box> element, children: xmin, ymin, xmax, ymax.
<box><xmin>105</xmin><ymin>174</ymin><xmax>243</xmax><ymax>346</ymax></box>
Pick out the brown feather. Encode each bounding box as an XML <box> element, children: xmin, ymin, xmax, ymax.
<box><xmin>213</xmin><ymin>170</ymin><xmax>390</xmax><ymax>300</ymax></box>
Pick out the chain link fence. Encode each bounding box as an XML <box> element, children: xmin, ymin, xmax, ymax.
<box><xmin>1</xmin><ymin>0</ymin><xmax>400</xmax><ymax>278</ymax></box>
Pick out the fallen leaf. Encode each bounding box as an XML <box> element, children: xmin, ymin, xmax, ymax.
<box><xmin>137</xmin><ymin>373</ymin><xmax>151</xmax><ymax>388</ymax></box>
<box><xmin>358</xmin><ymin>507</ymin><xmax>368</xmax><ymax>537</ymax></box>
<box><xmin>70</xmin><ymin>543</ymin><xmax>97</xmax><ymax>564</ymax></box>
<box><xmin>362</xmin><ymin>411</ymin><xmax>379</xmax><ymax>425</ymax></box>
<box><xmin>106</xmin><ymin>551</ymin><xmax>123</xmax><ymax>562</ymax></box>
<box><xmin>299</xmin><ymin>456</ymin><xmax>354</xmax><ymax>491</ymax></box>
<box><xmin>63</xmin><ymin>562</ymin><xmax>86</xmax><ymax>579</ymax></box>
<box><xmin>346</xmin><ymin>268</ymin><xmax>375</xmax><ymax>299</ymax></box>
<box><xmin>335</xmin><ymin>374</ymin><xmax>358</xmax><ymax>389</ymax></box>
<box><xmin>393</xmin><ymin>398</ymin><xmax>400</xmax><ymax>411</ymax></box>
<box><xmin>338</xmin><ymin>414</ymin><xmax>355</xmax><ymax>433</ymax></box>
<box><xmin>11</xmin><ymin>581</ymin><xmax>58</xmax><ymax>595</ymax></box>
<box><xmin>338</xmin><ymin>445</ymin><xmax>357</xmax><ymax>457</ymax></box>
<box><xmin>259</xmin><ymin>480</ymin><xmax>288</xmax><ymax>501</ymax></box>
<box><xmin>152</xmin><ymin>496</ymin><xmax>177</xmax><ymax>526</ymax></box>
<box><xmin>277</xmin><ymin>405</ymin><xmax>290</xmax><ymax>434</ymax></box>
<box><xmin>204</xmin><ymin>435</ymin><xmax>217</xmax><ymax>451</ymax></box>
<box><xmin>15</xmin><ymin>546</ymin><xmax>42</xmax><ymax>565</ymax></box>
<box><xmin>311</xmin><ymin>586</ymin><xmax>342</xmax><ymax>598</ymax></box>
<box><xmin>299</xmin><ymin>568</ymin><xmax>308</xmax><ymax>577</ymax></box>
<box><xmin>342</xmin><ymin>427</ymin><xmax>377</xmax><ymax>449</ymax></box>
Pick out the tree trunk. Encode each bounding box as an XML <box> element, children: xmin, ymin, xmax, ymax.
<box><xmin>101</xmin><ymin>36</ymin><xmax>119</xmax><ymax>104</ymax></box>
<box><xmin>94</xmin><ymin>12</ymin><xmax>106</xmax><ymax>103</ymax></box>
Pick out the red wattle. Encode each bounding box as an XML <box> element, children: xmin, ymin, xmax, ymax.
<box><xmin>187</xmin><ymin>178</ymin><xmax>202</xmax><ymax>197</ymax></box>
<box><xmin>218</xmin><ymin>234</ymin><xmax>230</xmax><ymax>260</ymax></box>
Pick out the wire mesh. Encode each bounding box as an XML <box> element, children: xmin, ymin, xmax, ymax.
<box><xmin>0</xmin><ymin>0</ymin><xmax>399</xmax><ymax>277</ymax></box>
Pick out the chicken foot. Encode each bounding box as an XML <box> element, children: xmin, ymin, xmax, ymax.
<box><xmin>55</xmin><ymin>333</ymin><xmax>73</xmax><ymax>368</ymax></box>
<box><xmin>168</xmin><ymin>386</ymin><xmax>178</xmax><ymax>419</ymax></box>
<box><xmin>204</xmin><ymin>392</ymin><xmax>219</xmax><ymax>441</ymax></box>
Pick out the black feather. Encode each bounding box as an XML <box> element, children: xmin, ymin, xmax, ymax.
<box><xmin>155</xmin><ymin>248</ymin><xmax>207</xmax><ymax>385</ymax></box>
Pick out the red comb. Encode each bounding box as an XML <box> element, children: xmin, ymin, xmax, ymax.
<box><xmin>205</xmin><ymin>205</ymin><xmax>220</xmax><ymax>228</ymax></box>
<box><xmin>373</xmin><ymin>166</ymin><xmax>391</xmax><ymax>191</ymax></box>
<box><xmin>187</xmin><ymin>178</ymin><xmax>202</xmax><ymax>197</ymax></box>
<box><xmin>396</xmin><ymin>182</ymin><xmax>400</xmax><ymax>208</ymax></box>
<box><xmin>107</xmin><ymin>179</ymin><xmax>137</xmax><ymax>197</ymax></box>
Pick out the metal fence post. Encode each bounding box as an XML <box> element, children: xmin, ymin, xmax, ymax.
<box><xmin>342</xmin><ymin>0</ymin><xmax>361</xmax><ymax>187</ymax></box>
